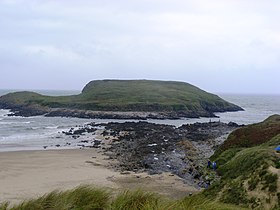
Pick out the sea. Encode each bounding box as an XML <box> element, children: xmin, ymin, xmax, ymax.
<box><xmin>0</xmin><ymin>89</ymin><xmax>279</xmax><ymax>152</ymax></box>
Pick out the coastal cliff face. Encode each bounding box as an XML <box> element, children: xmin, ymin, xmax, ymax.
<box><xmin>0</xmin><ymin>80</ymin><xmax>243</xmax><ymax>119</ymax></box>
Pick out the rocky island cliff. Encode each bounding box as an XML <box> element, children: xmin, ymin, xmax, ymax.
<box><xmin>0</xmin><ymin>80</ymin><xmax>243</xmax><ymax>119</ymax></box>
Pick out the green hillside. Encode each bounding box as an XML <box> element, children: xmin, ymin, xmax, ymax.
<box><xmin>206</xmin><ymin>115</ymin><xmax>280</xmax><ymax>209</ymax></box>
<box><xmin>0</xmin><ymin>80</ymin><xmax>242</xmax><ymax>118</ymax></box>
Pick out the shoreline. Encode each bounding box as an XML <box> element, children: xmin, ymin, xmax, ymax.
<box><xmin>0</xmin><ymin>148</ymin><xmax>118</xmax><ymax>204</ymax></box>
<box><xmin>0</xmin><ymin>148</ymin><xmax>197</xmax><ymax>205</ymax></box>
<box><xmin>0</xmin><ymin>119</ymin><xmax>241</xmax><ymax>205</ymax></box>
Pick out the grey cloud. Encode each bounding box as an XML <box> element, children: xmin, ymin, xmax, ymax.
<box><xmin>0</xmin><ymin>0</ymin><xmax>279</xmax><ymax>93</ymax></box>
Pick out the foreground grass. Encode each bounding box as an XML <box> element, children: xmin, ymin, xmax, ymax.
<box><xmin>0</xmin><ymin>186</ymin><xmax>246</xmax><ymax>210</ymax></box>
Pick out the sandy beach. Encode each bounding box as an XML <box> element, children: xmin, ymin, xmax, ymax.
<box><xmin>0</xmin><ymin>148</ymin><xmax>198</xmax><ymax>205</ymax></box>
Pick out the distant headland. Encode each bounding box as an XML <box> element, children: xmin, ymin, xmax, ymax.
<box><xmin>0</xmin><ymin>80</ymin><xmax>243</xmax><ymax>119</ymax></box>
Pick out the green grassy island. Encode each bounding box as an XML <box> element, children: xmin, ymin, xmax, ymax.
<box><xmin>0</xmin><ymin>80</ymin><xmax>243</xmax><ymax>119</ymax></box>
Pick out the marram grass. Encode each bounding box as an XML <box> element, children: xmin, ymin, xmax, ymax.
<box><xmin>110</xmin><ymin>190</ymin><xmax>162</xmax><ymax>210</ymax></box>
<box><xmin>2</xmin><ymin>186</ymin><xmax>110</xmax><ymax>210</ymax></box>
<box><xmin>0</xmin><ymin>185</ymin><xmax>248</xmax><ymax>210</ymax></box>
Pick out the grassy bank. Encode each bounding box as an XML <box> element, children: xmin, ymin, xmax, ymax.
<box><xmin>206</xmin><ymin>115</ymin><xmax>280</xmax><ymax>209</ymax></box>
<box><xmin>0</xmin><ymin>186</ymin><xmax>246</xmax><ymax>210</ymax></box>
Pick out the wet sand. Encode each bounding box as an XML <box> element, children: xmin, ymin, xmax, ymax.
<box><xmin>0</xmin><ymin>149</ymin><xmax>198</xmax><ymax>205</ymax></box>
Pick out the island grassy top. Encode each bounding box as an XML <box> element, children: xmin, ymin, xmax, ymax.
<box><xmin>0</xmin><ymin>80</ymin><xmax>243</xmax><ymax>117</ymax></box>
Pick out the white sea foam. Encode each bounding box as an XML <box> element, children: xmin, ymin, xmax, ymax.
<box><xmin>46</xmin><ymin>126</ymin><xmax>59</xmax><ymax>129</ymax></box>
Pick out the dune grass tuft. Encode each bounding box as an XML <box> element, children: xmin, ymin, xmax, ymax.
<box><xmin>0</xmin><ymin>185</ymin><xmax>249</xmax><ymax>210</ymax></box>
<box><xmin>172</xmin><ymin>194</ymin><xmax>248</xmax><ymax>210</ymax></box>
<box><xmin>6</xmin><ymin>186</ymin><xmax>110</xmax><ymax>210</ymax></box>
<box><xmin>0</xmin><ymin>202</ymin><xmax>9</xmax><ymax>210</ymax></box>
<box><xmin>110</xmin><ymin>189</ymin><xmax>162</xmax><ymax>210</ymax></box>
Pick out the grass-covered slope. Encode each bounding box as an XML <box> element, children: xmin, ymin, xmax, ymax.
<box><xmin>206</xmin><ymin>115</ymin><xmax>280</xmax><ymax>209</ymax></box>
<box><xmin>213</xmin><ymin>114</ymin><xmax>280</xmax><ymax>159</ymax></box>
<box><xmin>0</xmin><ymin>80</ymin><xmax>242</xmax><ymax>118</ymax></box>
<box><xmin>80</xmin><ymin>80</ymin><xmax>241</xmax><ymax>112</ymax></box>
<box><xmin>0</xmin><ymin>186</ymin><xmax>247</xmax><ymax>210</ymax></box>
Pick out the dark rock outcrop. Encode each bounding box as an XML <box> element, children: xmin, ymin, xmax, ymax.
<box><xmin>62</xmin><ymin>121</ymin><xmax>240</xmax><ymax>187</ymax></box>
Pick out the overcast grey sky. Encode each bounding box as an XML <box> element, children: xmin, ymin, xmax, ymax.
<box><xmin>0</xmin><ymin>0</ymin><xmax>279</xmax><ymax>94</ymax></box>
